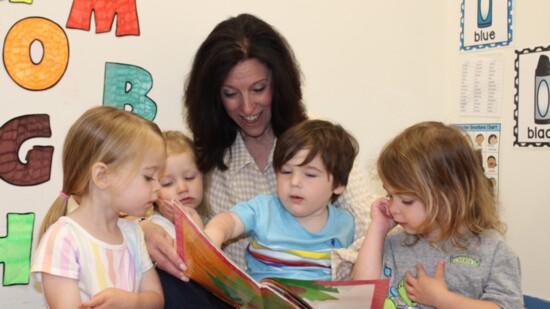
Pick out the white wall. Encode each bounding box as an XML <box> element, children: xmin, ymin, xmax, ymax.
<box><xmin>0</xmin><ymin>1</ymin><xmax>546</xmax><ymax>306</ymax></box>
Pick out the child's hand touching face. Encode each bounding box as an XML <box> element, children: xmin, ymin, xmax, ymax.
<box><xmin>370</xmin><ymin>197</ymin><xmax>397</xmax><ymax>234</ymax></box>
<box><xmin>156</xmin><ymin>198</ymin><xmax>176</xmax><ymax>222</ymax></box>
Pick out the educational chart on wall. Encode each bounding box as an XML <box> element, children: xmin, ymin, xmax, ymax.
<box><xmin>457</xmin><ymin>123</ymin><xmax>501</xmax><ymax>191</ymax></box>
<box><xmin>460</xmin><ymin>0</ymin><xmax>513</xmax><ymax>51</ymax></box>
<box><xmin>514</xmin><ymin>46</ymin><xmax>550</xmax><ymax>147</ymax></box>
<box><xmin>460</xmin><ymin>55</ymin><xmax>503</xmax><ymax>117</ymax></box>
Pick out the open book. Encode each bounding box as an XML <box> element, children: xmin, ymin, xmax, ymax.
<box><xmin>172</xmin><ymin>200</ymin><xmax>390</xmax><ymax>309</ymax></box>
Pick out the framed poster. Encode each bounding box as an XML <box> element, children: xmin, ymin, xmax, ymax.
<box><xmin>514</xmin><ymin>46</ymin><xmax>550</xmax><ymax>147</ymax></box>
<box><xmin>460</xmin><ymin>0</ymin><xmax>513</xmax><ymax>51</ymax></box>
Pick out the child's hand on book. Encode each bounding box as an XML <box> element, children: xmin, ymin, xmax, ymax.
<box><xmin>203</xmin><ymin>225</ymin><xmax>225</xmax><ymax>248</ymax></box>
<box><xmin>204</xmin><ymin>212</ymin><xmax>245</xmax><ymax>249</ymax></box>
<box><xmin>169</xmin><ymin>199</ymin><xmax>205</xmax><ymax>229</ymax></box>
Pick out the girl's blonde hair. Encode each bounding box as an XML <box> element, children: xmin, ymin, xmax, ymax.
<box><xmin>160</xmin><ymin>130</ymin><xmax>209</xmax><ymax>218</ymax></box>
<box><xmin>39</xmin><ymin>106</ymin><xmax>164</xmax><ymax>238</ymax></box>
<box><xmin>378</xmin><ymin>121</ymin><xmax>505</xmax><ymax>250</ymax></box>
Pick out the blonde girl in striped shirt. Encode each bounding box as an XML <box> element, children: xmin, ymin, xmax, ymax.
<box><xmin>31</xmin><ymin>106</ymin><xmax>164</xmax><ymax>308</ymax></box>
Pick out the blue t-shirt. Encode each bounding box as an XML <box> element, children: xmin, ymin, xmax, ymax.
<box><xmin>230</xmin><ymin>194</ymin><xmax>354</xmax><ymax>281</ymax></box>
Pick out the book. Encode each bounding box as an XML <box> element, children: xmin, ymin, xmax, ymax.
<box><xmin>172</xmin><ymin>200</ymin><xmax>390</xmax><ymax>309</ymax></box>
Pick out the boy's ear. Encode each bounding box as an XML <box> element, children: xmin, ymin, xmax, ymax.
<box><xmin>91</xmin><ymin>162</ymin><xmax>109</xmax><ymax>190</ymax></box>
<box><xmin>333</xmin><ymin>184</ymin><xmax>346</xmax><ymax>195</ymax></box>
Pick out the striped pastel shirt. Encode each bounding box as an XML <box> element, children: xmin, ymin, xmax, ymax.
<box><xmin>206</xmin><ymin>132</ymin><xmax>376</xmax><ymax>274</ymax></box>
<box><xmin>231</xmin><ymin>194</ymin><xmax>354</xmax><ymax>281</ymax></box>
<box><xmin>31</xmin><ymin>217</ymin><xmax>153</xmax><ymax>301</ymax></box>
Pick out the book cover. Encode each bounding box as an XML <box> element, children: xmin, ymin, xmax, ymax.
<box><xmin>172</xmin><ymin>200</ymin><xmax>389</xmax><ymax>309</ymax></box>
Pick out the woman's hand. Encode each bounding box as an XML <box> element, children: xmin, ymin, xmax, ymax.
<box><xmin>140</xmin><ymin>220</ymin><xmax>189</xmax><ymax>281</ymax></box>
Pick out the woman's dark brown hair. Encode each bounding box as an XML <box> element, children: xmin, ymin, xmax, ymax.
<box><xmin>184</xmin><ymin>13</ymin><xmax>307</xmax><ymax>173</ymax></box>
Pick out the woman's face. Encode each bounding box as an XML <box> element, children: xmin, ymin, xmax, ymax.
<box><xmin>221</xmin><ymin>58</ymin><xmax>273</xmax><ymax>139</ymax></box>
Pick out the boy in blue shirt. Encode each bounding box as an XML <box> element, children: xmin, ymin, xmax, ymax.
<box><xmin>204</xmin><ymin>119</ymin><xmax>358</xmax><ymax>281</ymax></box>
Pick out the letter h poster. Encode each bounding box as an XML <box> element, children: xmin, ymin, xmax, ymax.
<box><xmin>460</xmin><ymin>0</ymin><xmax>513</xmax><ymax>51</ymax></box>
<box><xmin>514</xmin><ymin>46</ymin><xmax>550</xmax><ymax>147</ymax></box>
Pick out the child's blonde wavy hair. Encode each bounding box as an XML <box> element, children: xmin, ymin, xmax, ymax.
<box><xmin>39</xmin><ymin>106</ymin><xmax>164</xmax><ymax>238</ymax></box>
<box><xmin>160</xmin><ymin>130</ymin><xmax>209</xmax><ymax>218</ymax></box>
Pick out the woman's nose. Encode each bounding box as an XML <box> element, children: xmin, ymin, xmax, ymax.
<box><xmin>241</xmin><ymin>94</ymin><xmax>255</xmax><ymax>114</ymax></box>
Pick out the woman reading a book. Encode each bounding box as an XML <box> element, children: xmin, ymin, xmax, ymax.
<box><xmin>140</xmin><ymin>13</ymin><xmax>377</xmax><ymax>308</ymax></box>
